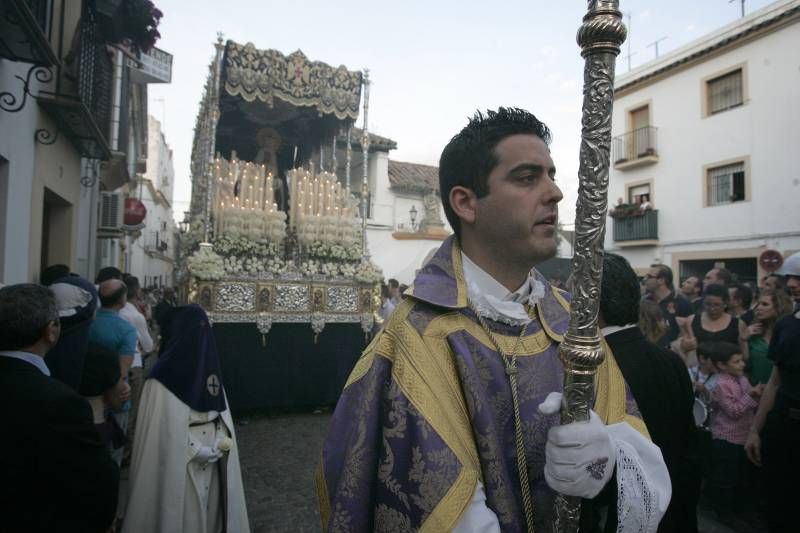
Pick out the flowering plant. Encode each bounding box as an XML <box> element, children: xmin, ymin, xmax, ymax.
<box><xmin>307</xmin><ymin>241</ymin><xmax>362</xmax><ymax>261</ymax></box>
<box><xmin>355</xmin><ymin>260</ymin><xmax>383</xmax><ymax>284</ymax></box>
<box><xmin>187</xmin><ymin>246</ymin><xmax>225</xmax><ymax>280</ymax></box>
<box><xmin>212</xmin><ymin>236</ymin><xmax>281</xmax><ymax>259</ymax></box>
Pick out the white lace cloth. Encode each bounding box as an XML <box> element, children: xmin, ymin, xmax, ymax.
<box><xmin>607</xmin><ymin>422</ymin><xmax>671</xmax><ymax>533</ymax></box>
<box><xmin>453</xmin><ymin>424</ymin><xmax>671</xmax><ymax>532</ymax></box>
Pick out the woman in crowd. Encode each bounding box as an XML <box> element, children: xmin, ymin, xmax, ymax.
<box><xmin>123</xmin><ymin>304</ymin><xmax>250</xmax><ymax>533</ymax></box>
<box><xmin>746</xmin><ymin>288</ymin><xmax>793</xmax><ymax>385</ymax></box>
<box><xmin>681</xmin><ymin>284</ymin><xmax>749</xmax><ymax>360</ymax></box>
<box><xmin>639</xmin><ymin>299</ymin><xmax>667</xmax><ymax>344</ymax></box>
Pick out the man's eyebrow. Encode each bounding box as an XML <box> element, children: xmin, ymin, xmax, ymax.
<box><xmin>508</xmin><ymin>163</ymin><xmax>557</xmax><ymax>177</ymax></box>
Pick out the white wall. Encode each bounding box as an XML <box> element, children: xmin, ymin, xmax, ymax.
<box><xmin>0</xmin><ymin>59</ymin><xmax>83</xmax><ymax>284</ymax></box>
<box><xmin>606</xmin><ymin>20</ymin><xmax>800</xmax><ymax>271</ymax></box>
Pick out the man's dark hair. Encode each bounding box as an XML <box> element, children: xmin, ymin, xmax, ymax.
<box><xmin>439</xmin><ymin>107</ymin><xmax>552</xmax><ymax>237</ymax></box>
<box><xmin>766</xmin><ymin>273</ymin><xmax>785</xmax><ymax>289</ymax></box>
<box><xmin>123</xmin><ymin>275</ymin><xmax>140</xmax><ymax>300</ymax></box>
<box><xmin>99</xmin><ymin>283</ymin><xmax>127</xmax><ymax>308</ymax></box>
<box><xmin>600</xmin><ymin>253</ymin><xmax>641</xmax><ymax>327</ymax></box>
<box><xmin>703</xmin><ymin>283</ymin><xmax>729</xmax><ymax>302</ymax></box>
<box><xmin>715</xmin><ymin>267</ymin><xmax>733</xmax><ymax>286</ymax></box>
<box><xmin>40</xmin><ymin>264</ymin><xmax>71</xmax><ymax>286</ymax></box>
<box><xmin>650</xmin><ymin>263</ymin><xmax>674</xmax><ymax>290</ymax></box>
<box><xmin>0</xmin><ymin>284</ymin><xmax>59</xmax><ymax>350</ymax></box>
<box><xmin>95</xmin><ymin>266</ymin><xmax>122</xmax><ymax>284</ymax></box>
<box><xmin>388</xmin><ymin>278</ymin><xmax>399</xmax><ymax>289</ymax></box>
<box><xmin>381</xmin><ymin>284</ymin><xmax>391</xmax><ymax>300</ymax></box>
<box><xmin>730</xmin><ymin>283</ymin><xmax>753</xmax><ymax>308</ymax></box>
<box><xmin>697</xmin><ymin>341</ymin><xmax>741</xmax><ymax>366</ymax></box>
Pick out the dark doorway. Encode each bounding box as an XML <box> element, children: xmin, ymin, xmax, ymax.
<box><xmin>679</xmin><ymin>257</ymin><xmax>758</xmax><ymax>285</ymax></box>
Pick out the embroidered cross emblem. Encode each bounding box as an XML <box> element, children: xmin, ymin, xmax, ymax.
<box><xmin>206</xmin><ymin>374</ymin><xmax>220</xmax><ymax>397</ymax></box>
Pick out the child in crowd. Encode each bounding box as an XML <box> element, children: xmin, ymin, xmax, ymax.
<box><xmin>689</xmin><ymin>345</ymin><xmax>719</xmax><ymax>402</ymax></box>
<box><xmin>707</xmin><ymin>341</ymin><xmax>764</xmax><ymax>523</ymax></box>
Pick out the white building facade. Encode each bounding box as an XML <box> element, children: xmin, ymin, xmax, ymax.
<box><xmin>605</xmin><ymin>0</ymin><xmax>800</xmax><ymax>283</ymax></box>
<box><xmin>128</xmin><ymin>115</ymin><xmax>176</xmax><ymax>288</ymax></box>
<box><xmin>0</xmin><ymin>1</ymin><xmax>172</xmax><ymax>284</ymax></box>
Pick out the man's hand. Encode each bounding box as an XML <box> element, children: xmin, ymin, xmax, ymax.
<box><xmin>745</xmin><ymin>431</ymin><xmax>762</xmax><ymax>466</ymax></box>
<box><xmin>749</xmin><ymin>383</ymin><xmax>765</xmax><ymax>399</ymax></box>
<box><xmin>538</xmin><ymin>392</ymin><xmax>615</xmax><ymax>499</ymax></box>
<box><xmin>103</xmin><ymin>378</ymin><xmax>131</xmax><ymax>411</ymax></box>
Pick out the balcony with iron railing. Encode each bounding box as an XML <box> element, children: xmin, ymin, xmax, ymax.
<box><xmin>0</xmin><ymin>0</ymin><xmax>59</xmax><ymax>66</ymax></box>
<box><xmin>612</xmin><ymin>126</ymin><xmax>658</xmax><ymax>171</ymax></box>
<box><xmin>37</xmin><ymin>1</ymin><xmax>112</xmax><ymax>159</ymax></box>
<box><xmin>611</xmin><ymin>209</ymin><xmax>658</xmax><ymax>247</ymax></box>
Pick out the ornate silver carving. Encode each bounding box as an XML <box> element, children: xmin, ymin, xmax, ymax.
<box><xmin>327</xmin><ymin>286</ymin><xmax>359</xmax><ymax>312</ymax></box>
<box><xmin>215</xmin><ymin>283</ymin><xmax>256</xmax><ymax>311</ymax></box>
<box><xmin>274</xmin><ymin>284</ymin><xmax>310</xmax><ymax>311</ymax></box>
<box><xmin>311</xmin><ymin>316</ymin><xmax>326</xmax><ymax>336</ymax></box>
<box><xmin>208</xmin><ymin>312</ymin><xmax>364</xmax><ymax>324</ymax></box>
<box><xmin>256</xmin><ymin>313</ymin><xmax>273</xmax><ymax>335</ymax></box>
<box><xmin>555</xmin><ymin>2</ymin><xmax>626</xmax><ymax>532</ymax></box>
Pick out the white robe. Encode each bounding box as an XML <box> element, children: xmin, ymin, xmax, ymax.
<box><xmin>122</xmin><ymin>379</ymin><xmax>250</xmax><ymax>533</ymax></box>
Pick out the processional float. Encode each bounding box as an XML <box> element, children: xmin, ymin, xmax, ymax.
<box><xmin>555</xmin><ymin>1</ymin><xmax>626</xmax><ymax>531</ymax></box>
<box><xmin>182</xmin><ymin>36</ymin><xmax>383</xmax><ymax>341</ymax></box>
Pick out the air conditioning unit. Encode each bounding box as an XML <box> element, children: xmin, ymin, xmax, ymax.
<box><xmin>98</xmin><ymin>192</ymin><xmax>124</xmax><ymax>231</ymax></box>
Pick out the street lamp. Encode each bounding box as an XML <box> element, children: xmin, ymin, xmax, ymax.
<box><xmin>178</xmin><ymin>218</ymin><xmax>190</xmax><ymax>234</ymax></box>
<box><xmin>409</xmin><ymin>205</ymin><xmax>418</xmax><ymax>231</ymax></box>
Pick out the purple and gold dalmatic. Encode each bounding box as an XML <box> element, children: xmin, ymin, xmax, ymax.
<box><xmin>317</xmin><ymin>237</ymin><xmax>646</xmax><ymax>532</ymax></box>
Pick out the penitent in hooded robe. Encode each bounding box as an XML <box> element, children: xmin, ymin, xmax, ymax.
<box><xmin>122</xmin><ymin>305</ymin><xmax>250</xmax><ymax>533</ymax></box>
<box><xmin>317</xmin><ymin>236</ymin><xmax>670</xmax><ymax>532</ymax></box>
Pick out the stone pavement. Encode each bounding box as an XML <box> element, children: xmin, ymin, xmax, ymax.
<box><xmin>237</xmin><ymin>412</ymin><xmax>332</xmax><ymax>533</ymax></box>
<box><xmin>236</xmin><ymin>412</ymin><xmax>765</xmax><ymax>533</ymax></box>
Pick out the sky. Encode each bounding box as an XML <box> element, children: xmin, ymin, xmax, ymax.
<box><xmin>147</xmin><ymin>0</ymin><xmax>776</xmax><ymax>226</ymax></box>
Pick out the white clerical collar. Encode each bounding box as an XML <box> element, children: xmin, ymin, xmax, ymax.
<box><xmin>0</xmin><ymin>350</ymin><xmax>50</xmax><ymax>376</ymax></box>
<box><xmin>601</xmin><ymin>323</ymin><xmax>638</xmax><ymax>337</ymax></box>
<box><xmin>461</xmin><ymin>252</ymin><xmax>545</xmax><ymax>325</ymax></box>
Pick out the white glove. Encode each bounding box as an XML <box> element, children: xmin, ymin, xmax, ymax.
<box><xmin>192</xmin><ymin>445</ymin><xmax>222</xmax><ymax>464</ymax></box>
<box><xmin>538</xmin><ymin>392</ymin><xmax>615</xmax><ymax>499</ymax></box>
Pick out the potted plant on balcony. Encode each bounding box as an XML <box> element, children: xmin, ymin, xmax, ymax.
<box><xmin>609</xmin><ymin>203</ymin><xmax>641</xmax><ymax>219</ymax></box>
<box><xmin>97</xmin><ymin>0</ymin><xmax>163</xmax><ymax>53</ymax></box>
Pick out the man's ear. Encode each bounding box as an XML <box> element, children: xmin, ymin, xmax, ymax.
<box><xmin>44</xmin><ymin>320</ymin><xmax>60</xmax><ymax>346</ymax></box>
<box><xmin>449</xmin><ymin>185</ymin><xmax>478</xmax><ymax>226</ymax></box>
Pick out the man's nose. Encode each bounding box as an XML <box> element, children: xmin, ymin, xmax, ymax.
<box><xmin>545</xmin><ymin>177</ymin><xmax>564</xmax><ymax>204</ymax></box>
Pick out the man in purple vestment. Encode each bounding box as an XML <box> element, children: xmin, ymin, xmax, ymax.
<box><xmin>317</xmin><ymin>108</ymin><xmax>671</xmax><ymax>532</ymax></box>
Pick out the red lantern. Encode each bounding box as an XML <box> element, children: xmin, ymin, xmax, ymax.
<box><xmin>124</xmin><ymin>198</ymin><xmax>147</xmax><ymax>226</ymax></box>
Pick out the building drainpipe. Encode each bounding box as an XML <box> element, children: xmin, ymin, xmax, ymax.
<box><xmin>110</xmin><ymin>49</ymin><xmax>125</xmax><ymax>271</ymax></box>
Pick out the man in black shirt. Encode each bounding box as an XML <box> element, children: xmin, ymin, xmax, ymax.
<box><xmin>645</xmin><ymin>263</ymin><xmax>693</xmax><ymax>349</ymax></box>
<box><xmin>583</xmin><ymin>253</ymin><xmax>700</xmax><ymax>533</ymax></box>
<box><xmin>729</xmin><ymin>284</ymin><xmax>754</xmax><ymax>325</ymax></box>
<box><xmin>680</xmin><ymin>275</ymin><xmax>703</xmax><ymax>313</ymax></box>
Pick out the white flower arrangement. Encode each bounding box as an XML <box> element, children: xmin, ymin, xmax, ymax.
<box><xmin>220</xmin><ymin>208</ymin><xmax>287</xmax><ymax>243</ymax></box>
<box><xmin>187</xmin><ymin>245</ymin><xmax>226</xmax><ymax>280</ymax></box>
<box><xmin>306</xmin><ymin>240</ymin><xmax>362</xmax><ymax>262</ymax></box>
<box><xmin>355</xmin><ymin>260</ymin><xmax>383</xmax><ymax>284</ymax></box>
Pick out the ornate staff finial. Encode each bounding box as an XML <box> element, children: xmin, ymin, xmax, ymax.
<box><xmin>553</xmin><ymin>1</ymin><xmax>626</xmax><ymax>531</ymax></box>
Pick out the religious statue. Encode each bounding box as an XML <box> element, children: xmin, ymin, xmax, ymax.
<box><xmin>418</xmin><ymin>191</ymin><xmax>448</xmax><ymax>235</ymax></box>
<box><xmin>254</xmin><ymin>127</ymin><xmax>287</xmax><ymax>210</ymax></box>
